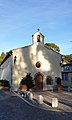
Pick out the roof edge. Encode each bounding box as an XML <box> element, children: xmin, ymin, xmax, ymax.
<box><xmin>44</xmin><ymin>45</ymin><xmax>62</xmax><ymax>56</ymax></box>
<box><xmin>0</xmin><ymin>51</ymin><xmax>12</xmax><ymax>66</ymax></box>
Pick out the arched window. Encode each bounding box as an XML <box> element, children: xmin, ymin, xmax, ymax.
<box><xmin>37</xmin><ymin>35</ymin><xmax>40</xmax><ymax>42</ymax></box>
<box><xmin>46</xmin><ymin>76</ymin><xmax>53</xmax><ymax>85</ymax></box>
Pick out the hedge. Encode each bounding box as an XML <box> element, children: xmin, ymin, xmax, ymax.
<box><xmin>0</xmin><ymin>80</ymin><xmax>10</xmax><ymax>88</ymax></box>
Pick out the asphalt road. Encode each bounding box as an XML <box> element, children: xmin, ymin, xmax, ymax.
<box><xmin>0</xmin><ymin>89</ymin><xmax>72</xmax><ymax>120</ymax></box>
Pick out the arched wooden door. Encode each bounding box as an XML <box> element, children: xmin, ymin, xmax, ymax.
<box><xmin>35</xmin><ymin>73</ymin><xmax>43</xmax><ymax>90</ymax></box>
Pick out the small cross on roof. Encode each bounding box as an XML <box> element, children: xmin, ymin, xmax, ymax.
<box><xmin>37</xmin><ymin>28</ymin><xmax>40</xmax><ymax>32</ymax></box>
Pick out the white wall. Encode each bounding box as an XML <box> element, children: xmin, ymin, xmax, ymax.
<box><xmin>32</xmin><ymin>32</ymin><xmax>44</xmax><ymax>45</ymax></box>
<box><xmin>37</xmin><ymin>44</ymin><xmax>61</xmax><ymax>90</ymax></box>
<box><xmin>0</xmin><ymin>56</ymin><xmax>12</xmax><ymax>86</ymax></box>
<box><xmin>12</xmin><ymin>43</ymin><xmax>61</xmax><ymax>91</ymax></box>
<box><xmin>12</xmin><ymin>45</ymin><xmax>37</xmax><ymax>91</ymax></box>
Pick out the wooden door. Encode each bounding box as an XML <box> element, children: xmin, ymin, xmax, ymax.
<box><xmin>35</xmin><ymin>74</ymin><xmax>43</xmax><ymax>90</ymax></box>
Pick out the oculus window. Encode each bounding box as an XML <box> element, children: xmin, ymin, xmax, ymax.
<box><xmin>36</xmin><ymin>61</ymin><xmax>41</xmax><ymax>68</ymax></box>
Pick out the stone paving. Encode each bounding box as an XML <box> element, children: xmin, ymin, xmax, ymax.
<box><xmin>0</xmin><ymin>89</ymin><xmax>72</xmax><ymax>120</ymax></box>
<box><xmin>32</xmin><ymin>90</ymin><xmax>72</xmax><ymax>111</ymax></box>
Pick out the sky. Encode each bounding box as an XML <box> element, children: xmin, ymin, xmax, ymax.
<box><xmin>0</xmin><ymin>0</ymin><xmax>72</xmax><ymax>55</ymax></box>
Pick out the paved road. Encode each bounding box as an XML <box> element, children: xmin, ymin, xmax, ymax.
<box><xmin>0</xmin><ymin>90</ymin><xmax>72</xmax><ymax>120</ymax></box>
<box><xmin>32</xmin><ymin>90</ymin><xmax>72</xmax><ymax>111</ymax></box>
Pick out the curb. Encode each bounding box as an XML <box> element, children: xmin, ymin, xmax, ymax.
<box><xmin>13</xmin><ymin>91</ymin><xmax>72</xmax><ymax>113</ymax></box>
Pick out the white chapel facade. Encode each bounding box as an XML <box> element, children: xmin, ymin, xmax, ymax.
<box><xmin>0</xmin><ymin>31</ymin><xmax>62</xmax><ymax>91</ymax></box>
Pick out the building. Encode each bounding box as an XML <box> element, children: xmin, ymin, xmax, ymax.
<box><xmin>0</xmin><ymin>31</ymin><xmax>62</xmax><ymax>91</ymax></box>
<box><xmin>62</xmin><ymin>63</ymin><xmax>72</xmax><ymax>88</ymax></box>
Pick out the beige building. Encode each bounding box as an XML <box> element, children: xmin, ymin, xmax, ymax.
<box><xmin>0</xmin><ymin>31</ymin><xmax>62</xmax><ymax>91</ymax></box>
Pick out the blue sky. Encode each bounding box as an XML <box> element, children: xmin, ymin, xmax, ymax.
<box><xmin>0</xmin><ymin>0</ymin><xmax>72</xmax><ymax>55</ymax></box>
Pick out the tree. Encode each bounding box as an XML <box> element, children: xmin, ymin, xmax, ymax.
<box><xmin>45</xmin><ymin>43</ymin><xmax>60</xmax><ymax>52</ymax></box>
<box><xmin>63</xmin><ymin>54</ymin><xmax>72</xmax><ymax>63</ymax></box>
<box><xmin>0</xmin><ymin>52</ymin><xmax>5</xmax><ymax>59</ymax></box>
<box><xmin>0</xmin><ymin>52</ymin><xmax>8</xmax><ymax>64</ymax></box>
<box><xmin>20</xmin><ymin>73</ymin><xmax>34</xmax><ymax>90</ymax></box>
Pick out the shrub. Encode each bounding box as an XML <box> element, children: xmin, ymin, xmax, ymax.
<box><xmin>3</xmin><ymin>80</ymin><xmax>10</xmax><ymax>88</ymax></box>
<box><xmin>20</xmin><ymin>73</ymin><xmax>34</xmax><ymax>90</ymax></box>
<box><xmin>0</xmin><ymin>80</ymin><xmax>4</xmax><ymax>86</ymax></box>
<box><xmin>0</xmin><ymin>80</ymin><xmax>10</xmax><ymax>88</ymax></box>
<box><xmin>56</xmin><ymin>77</ymin><xmax>61</xmax><ymax>84</ymax></box>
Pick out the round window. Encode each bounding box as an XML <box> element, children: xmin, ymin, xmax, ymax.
<box><xmin>36</xmin><ymin>61</ymin><xmax>41</xmax><ymax>68</ymax></box>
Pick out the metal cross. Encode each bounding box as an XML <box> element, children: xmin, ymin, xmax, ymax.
<box><xmin>37</xmin><ymin>28</ymin><xmax>40</xmax><ymax>32</ymax></box>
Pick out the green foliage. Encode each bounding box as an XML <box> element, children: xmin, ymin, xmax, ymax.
<box><xmin>45</xmin><ymin>43</ymin><xmax>72</xmax><ymax>63</ymax></box>
<box><xmin>63</xmin><ymin>54</ymin><xmax>72</xmax><ymax>63</ymax></box>
<box><xmin>56</xmin><ymin>77</ymin><xmax>61</xmax><ymax>84</ymax></box>
<box><xmin>0</xmin><ymin>52</ymin><xmax>8</xmax><ymax>64</ymax></box>
<box><xmin>0</xmin><ymin>80</ymin><xmax>10</xmax><ymax>88</ymax></box>
<box><xmin>45</xmin><ymin>43</ymin><xmax>60</xmax><ymax>52</ymax></box>
<box><xmin>21</xmin><ymin>73</ymin><xmax>34</xmax><ymax>90</ymax></box>
<box><xmin>0</xmin><ymin>80</ymin><xmax>4</xmax><ymax>86</ymax></box>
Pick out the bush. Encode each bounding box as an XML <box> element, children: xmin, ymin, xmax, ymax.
<box><xmin>0</xmin><ymin>80</ymin><xmax>4</xmax><ymax>86</ymax></box>
<box><xmin>20</xmin><ymin>73</ymin><xmax>34</xmax><ymax>90</ymax></box>
<box><xmin>56</xmin><ymin>77</ymin><xmax>61</xmax><ymax>84</ymax></box>
<box><xmin>3</xmin><ymin>80</ymin><xmax>10</xmax><ymax>88</ymax></box>
<box><xmin>0</xmin><ymin>80</ymin><xmax>10</xmax><ymax>88</ymax></box>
